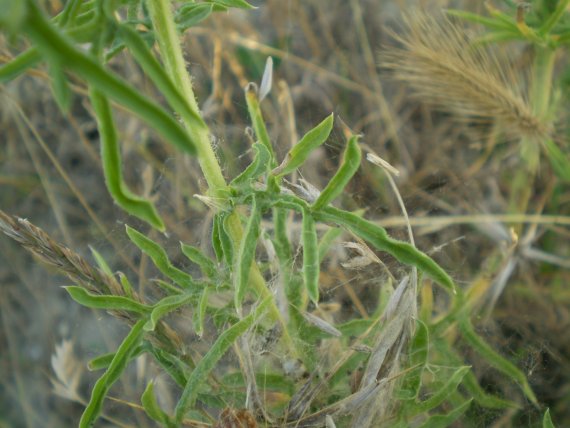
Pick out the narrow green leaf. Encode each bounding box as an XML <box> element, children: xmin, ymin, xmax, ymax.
<box><xmin>318</xmin><ymin>226</ymin><xmax>343</xmax><ymax>263</ymax></box>
<box><xmin>446</xmin><ymin>9</ymin><xmax>517</xmax><ymax>31</ymax></box>
<box><xmin>231</xmin><ymin>143</ymin><xmax>271</xmax><ymax>187</ymax></box>
<box><xmin>148</xmin><ymin>347</ymin><xmax>188</xmax><ymax>387</ymax></box>
<box><xmin>145</xmin><ymin>293</ymin><xmax>195</xmax><ymax>331</ymax></box>
<box><xmin>180</xmin><ymin>242</ymin><xmax>217</xmax><ymax>279</ymax></box>
<box><xmin>64</xmin><ymin>286</ymin><xmax>151</xmax><ymax>314</ymax></box>
<box><xmin>313</xmin><ymin>135</ymin><xmax>361</xmax><ymax>210</ymax></box>
<box><xmin>302</xmin><ymin>209</ymin><xmax>320</xmax><ymax>304</ymax></box>
<box><xmin>174</xmin><ymin>297</ymin><xmax>271</xmax><ymax>422</ymax></box>
<box><xmin>459</xmin><ymin>318</ymin><xmax>537</xmax><ymax>404</ymax></box>
<box><xmin>399</xmin><ymin>319</ymin><xmax>429</xmax><ymax>400</ymax></box>
<box><xmin>473</xmin><ymin>30</ymin><xmax>522</xmax><ymax>45</ymax></box>
<box><xmin>433</xmin><ymin>338</ymin><xmax>519</xmax><ymax>409</ymax></box>
<box><xmin>87</xmin><ymin>345</ymin><xmax>145</xmax><ymax>371</ymax></box>
<box><xmin>0</xmin><ymin>48</ymin><xmax>41</xmax><ymax>83</ymax></box>
<box><xmin>539</xmin><ymin>0</ymin><xmax>570</xmax><ymax>35</ymax></box>
<box><xmin>175</xmin><ymin>3</ymin><xmax>214</xmax><ymax>30</ymax></box>
<box><xmin>245</xmin><ymin>83</ymin><xmax>276</xmax><ymax>163</ymax></box>
<box><xmin>314</xmin><ymin>207</ymin><xmax>456</xmax><ymax>293</ymax></box>
<box><xmin>273</xmin><ymin>114</ymin><xmax>334</xmax><ymax>176</ymax></box>
<box><xmin>90</xmin><ymin>88</ymin><xmax>165</xmax><ymax>231</ymax></box>
<box><xmin>118</xmin><ymin>272</ymin><xmax>135</xmax><ymax>299</ymax></box>
<box><xmin>543</xmin><ymin>408</ymin><xmax>555</xmax><ymax>428</ymax></box>
<box><xmin>117</xmin><ymin>24</ymin><xmax>206</xmax><ymax>129</ymax></box>
<box><xmin>272</xmin><ymin>207</ymin><xmax>292</xmax><ymax>264</ymax></box>
<box><xmin>22</xmin><ymin>2</ymin><xmax>197</xmax><ymax>156</ymax></box>
<box><xmin>223</xmin><ymin>372</ymin><xmax>295</xmax><ymax>395</ymax></box>
<box><xmin>193</xmin><ymin>287</ymin><xmax>209</xmax><ymax>337</ymax></box>
<box><xmin>544</xmin><ymin>139</ymin><xmax>570</xmax><ymax>181</ymax></box>
<box><xmin>208</xmin><ymin>0</ymin><xmax>255</xmax><ymax>10</ymax></box>
<box><xmin>79</xmin><ymin>318</ymin><xmax>147</xmax><ymax>428</ymax></box>
<box><xmin>152</xmin><ymin>279</ymin><xmax>183</xmax><ymax>295</ymax></box>
<box><xmin>89</xmin><ymin>246</ymin><xmax>113</xmax><ymax>277</ymax></box>
<box><xmin>212</xmin><ymin>214</ymin><xmax>224</xmax><ymax>263</ymax></box>
<box><xmin>235</xmin><ymin>197</ymin><xmax>262</xmax><ymax>308</ymax></box>
<box><xmin>410</xmin><ymin>366</ymin><xmax>470</xmax><ymax>415</ymax></box>
<box><xmin>219</xmin><ymin>213</ymin><xmax>236</xmax><ymax>267</ymax></box>
<box><xmin>48</xmin><ymin>61</ymin><xmax>72</xmax><ymax>113</ymax></box>
<box><xmin>142</xmin><ymin>381</ymin><xmax>174</xmax><ymax>426</ymax></box>
<box><xmin>126</xmin><ymin>225</ymin><xmax>198</xmax><ymax>289</ymax></box>
<box><xmin>417</xmin><ymin>399</ymin><xmax>473</xmax><ymax>428</ymax></box>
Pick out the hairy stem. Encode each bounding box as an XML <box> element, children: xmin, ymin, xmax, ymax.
<box><xmin>146</xmin><ymin>0</ymin><xmax>297</xmax><ymax>354</ymax></box>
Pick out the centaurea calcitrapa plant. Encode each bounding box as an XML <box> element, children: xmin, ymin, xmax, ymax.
<box><xmin>0</xmin><ymin>0</ymin><xmax>560</xmax><ymax>427</ymax></box>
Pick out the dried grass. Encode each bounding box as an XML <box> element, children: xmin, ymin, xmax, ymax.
<box><xmin>0</xmin><ymin>210</ymin><xmax>183</xmax><ymax>354</ymax></box>
<box><xmin>382</xmin><ymin>12</ymin><xmax>551</xmax><ymax>143</ymax></box>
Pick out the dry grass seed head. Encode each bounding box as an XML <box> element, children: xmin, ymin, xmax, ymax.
<box><xmin>382</xmin><ymin>12</ymin><xmax>551</xmax><ymax>142</ymax></box>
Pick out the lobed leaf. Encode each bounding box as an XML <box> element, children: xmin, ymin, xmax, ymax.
<box><xmin>145</xmin><ymin>293</ymin><xmax>195</xmax><ymax>331</ymax></box>
<box><xmin>64</xmin><ymin>286</ymin><xmax>151</xmax><ymax>314</ymax></box>
<box><xmin>273</xmin><ymin>114</ymin><xmax>334</xmax><ymax>176</ymax></box>
<box><xmin>302</xmin><ymin>209</ymin><xmax>320</xmax><ymax>304</ymax></box>
<box><xmin>174</xmin><ymin>297</ymin><xmax>271</xmax><ymax>422</ymax></box>
<box><xmin>315</xmin><ymin>207</ymin><xmax>456</xmax><ymax>293</ymax></box>
<box><xmin>90</xmin><ymin>89</ymin><xmax>165</xmax><ymax>231</ymax></box>
<box><xmin>79</xmin><ymin>318</ymin><xmax>147</xmax><ymax>428</ymax></box>
<box><xmin>126</xmin><ymin>225</ymin><xmax>198</xmax><ymax>289</ymax></box>
<box><xmin>313</xmin><ymin>135</ymin><xmax>361</xmax><ymax>210</ymax></box>
<box><xmin>234</xmin><ymin>197</ymin><xmax>262</xmax><ymax>308</ymax></box>
<box><xmin>459</xmin><ymin>318</ymin><xmax>537</xmax><ymax>404</ymax></box>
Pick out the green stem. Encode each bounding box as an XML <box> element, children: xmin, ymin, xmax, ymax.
<box><xmin>511</xmin><ymin>47</ymin><xmax>556</xmax><ymax>218</ymax></box>
<box><xmin>145</xmin><ymin>0</ymin><xmax>297</xmax><ymax>355</ymax></box>
<box><xmin>146</xmin><ymin>0</ymin><xmax>224</xmax><ymax>194</ymax></box>
<box><xmin>530</xmin><ymin>48</ymin><xmax>556</xmax><ymax>121</ymax></box>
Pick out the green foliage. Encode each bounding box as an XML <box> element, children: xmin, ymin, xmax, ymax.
<box><xmin>273</xmin><ymin>113</ymin><xmax>334</xmax><ymax>176</ymax></box>
<box><xmin>174</xmin><ymin>297</ymin><xmax>271</xmax><ymax>422</ymax></box>
<box><xmin>312</xmin><ymin>134</ymin><xmax>362</xmax><ymax>210</ymax></box>
<box><xmin>80</xmin><ymin>319</ymin><xmax>147</xmax><ymax>428</ymax></box>
<box><xmin>64</xmin><ymin>286</ymin><xmax>152</xmax><ymax>314</ymax></box>
<box><xmin>301</xmin><ymin>208</ymin><xmax>320</xmax><ymax>304</ymax></box>
<box><xmin>126</xmin><ymin>225</ymin><xmax>200</xmax><ymax>290</ymax></box>
<box><xmin>3</xmin><ymin>0</ymin><xmax>564</xmax><ymax>426</ymax></box>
